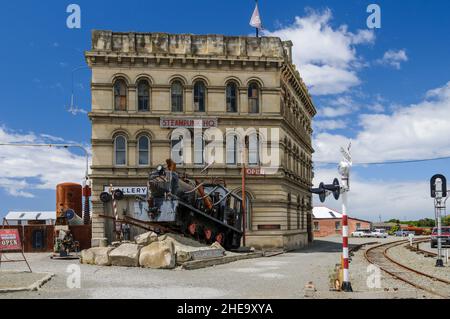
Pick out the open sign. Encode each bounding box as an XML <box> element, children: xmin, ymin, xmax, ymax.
<box><xmin>0</xmin><ymin>229</ymin><xmax>22</xmax><ymax>252</ymax></box>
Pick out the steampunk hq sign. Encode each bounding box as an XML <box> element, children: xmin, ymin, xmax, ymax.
<box><xmin>160</xmin><ymin>117</ymin><xmax>218</xmax><ymax>129</ymax></box>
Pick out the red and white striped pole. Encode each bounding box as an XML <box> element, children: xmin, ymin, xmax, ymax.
<box><xmin>110</xmin><ymin>185</ymin><xmax>121</xmax><ymax>241</ymax></box>
<box><xmin>341</xmin><ymin>184</ymin><xmax>352</xmax><ymax>292</ymax></box>
<box><xmin>339</xmin><ymin>146</ymin><xmax>352</xmax><ymax>292</ymax></box>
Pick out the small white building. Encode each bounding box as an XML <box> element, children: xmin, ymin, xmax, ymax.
<box><xmin>4</xmin><ymin>211</ymin><xmax>56</xmax><ymax>226</ymax></box>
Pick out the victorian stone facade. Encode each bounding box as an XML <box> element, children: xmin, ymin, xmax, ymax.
<box><xmin>85</xmin><ymin>30</ymin><xmax>316</xmax><ymax>250</ymax></box>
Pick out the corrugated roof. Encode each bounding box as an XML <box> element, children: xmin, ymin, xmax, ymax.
<box><xmin>313</xmin><ymin>207</ymin><xmax>343</xmax><ymax>219</ymax></box>
<box><xmin>5</xmin><ymin>211</ymin><xmax>56</xmax><ymax>221</ymax></box>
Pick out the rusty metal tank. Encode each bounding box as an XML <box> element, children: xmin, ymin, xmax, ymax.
<box><xmin>56</xmin><ymin>183</ymin><xmax>82</xmax><ymax>218</ymax></box>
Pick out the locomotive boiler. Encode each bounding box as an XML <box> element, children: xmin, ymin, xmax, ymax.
<box><xmin>142</xmin><ymin>160</ymin><xmax>244</xmax><ymax>249</ymax></box>
<box><xmin>144</xmin><ymin>160</ymin><xmax>242</xmax><ymax>249</ymax></box>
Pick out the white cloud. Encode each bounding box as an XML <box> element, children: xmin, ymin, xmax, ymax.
<box><xmin>313</xmin><ymin>168</ymin><xmax>431</xmax><ymax>221</ymax></box>
<box><xmin>266</xmin><ymin>8</ymin><xmax>374</xmax><ymax>95</ymax></box>
<box><xmin>314</xmin><ymin>119</ymin><xmax>347</xmax><ymax>132</ymax></box>
<box><xmin>0</xmin><ymin>126</ymin><xmax>88</xmax><ymax>198</ymax></box>
<box><xmin>313</xmin><ymin>81</ymin><xmax>450</xmax><ymax>163</ymax></box>
<box><xmin>376</xmin><ymin>49</ymin><xmax>408</xmax><ymax>69</ymax></box>
<box><xmin>318</xmin><ymin>96</ymin><xmax>357</xmax><ymax>117</ymax></box>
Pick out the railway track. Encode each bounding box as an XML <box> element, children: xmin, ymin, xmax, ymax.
<box><xmin>408</xmin><ymin>239</ymin><xmax>439</xmax><ymax>257</ymax></box>
<box><xmin>364</xmin><ymin>240</ymin><xmax>450</xmax><ymax>298</ymax></box>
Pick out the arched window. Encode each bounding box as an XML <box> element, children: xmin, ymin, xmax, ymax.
<box><xmin>114</xmin><ymin>135</ymin><xmax>127</xmax><ymax>166</ymax></box>
<box><xmin>193</xmin><ymin>81</ymin><xmax>206</xmax><ymax>112</ymax></box>
<box><xmin>171</xmin><ymin>81</ymin><xmax>183</xmax><ymax>112</ymax></box>
<box><xmin>137</xmin><ymin>80</ymin><xmax>150</xmax><ymax>111</ymax></box>
<box><xmin>194</xmin><ymin>133</ymin><xmax>204</xmax><ymax>165</ymax></box>
<box><xmin>226</xmin><ymin>82</ymin><xmax>238</xmax><ymax>113</ymax></box>
<box><xmin>114</xmin><ymin>79</ymin><xmax>127</xmax><ymax>111</ymax></box>
<box><xmin>226</xmin><ymin>134</ymin><xmax>239</xmax><ymax>165</ymax></box>
<box><xmin>138</xmin><ymin>136</ymin><xmax>150</xmax><ymax>166</ymax></box>
<box><xmin>248</xmin><ymin>82</ymin><xmax>260</xmax><ymax>113</ymax></box>
<box><xmin>248</xmin><ymin>133</ymin><xmax>260</xmax><ymax>165</ymax></box>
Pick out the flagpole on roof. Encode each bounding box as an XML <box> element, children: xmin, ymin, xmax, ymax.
<box><xmin>256</xmin><ymin>0</ymin><xmax>259</xmax><ymax>38</ymax></box>
<box><xmin>250</xmin><ymin>0</ymin><xmax>262</xmax><ymax>38</ymax></box>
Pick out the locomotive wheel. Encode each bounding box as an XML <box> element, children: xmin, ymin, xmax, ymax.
<box><xmin>188</xmin><ymin>223</ymin><xmax>197</xmax><ymax>236</ymax></box>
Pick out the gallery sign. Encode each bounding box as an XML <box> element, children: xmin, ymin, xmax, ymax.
<box><xmin>103</xmin><ymin>186</ymin><xmax>148</xmax><ymax>196</ymax></box>
<box><xmin>160</xmin><ymin>118</ymin><xmax>218</xmax><ymax>129</ymax></box>
<box><xmin>0</xmin><ymin>229</ymin><xmax>22</xmax><ymax>252</ymax></box>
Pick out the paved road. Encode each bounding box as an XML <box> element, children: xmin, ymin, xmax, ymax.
<box><xmin>0</xmin><ymin>236</ymin><xmax>381</xmax><ymax>299</ymax></box>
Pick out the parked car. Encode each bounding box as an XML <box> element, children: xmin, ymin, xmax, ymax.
<box><xmin>371</xmin><ymin>229</ymin><xmax>388</xmax><ymax>238</ymax></box>
<box><xmin>430</xmin><ymin>227</ymin><xmax>450</xmax><ymax>248</ymax></box>
<box><xmin>351</xmin><ymin>229</ymin><xmax>372</xmax><ymax>238</ymax></box>
<box><xmin>394</xmin><ymin>230</ymin><xmax>415</xmax><ymax>237</ymax></box>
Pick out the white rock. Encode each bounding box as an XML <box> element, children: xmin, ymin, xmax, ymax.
<box><xmin>110</xmin><ymin>243</ymin><xmax>142</xmax><ymax>267</ymax></box>
<box><xmin>134</xmin><ymin>231</ymin><xmax>158</xmax><ymax>246</ymax></box>
<box><xmin>139</xmin><ymin>240</ymin><xmax>176</xmax><ymax>269</ymax></box>
<box><xmin>80</xmin><ymin>247</ymin><xmax>114</xmax><ymax>266</ymax></box>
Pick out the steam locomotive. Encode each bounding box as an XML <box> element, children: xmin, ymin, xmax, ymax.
<box><xmin>143</xmin><ymin>160</ymin><xmax>244</xmax><ymax>249</ymax></box>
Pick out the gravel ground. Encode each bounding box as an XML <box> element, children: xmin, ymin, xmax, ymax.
<box><xmin>348</xmin><ymin>239</ymin><xmax>441</xmax><ymax>299</ymax></box>
<box><xmin>387</xmin><ymin>242</ymin><xmax>450</xmax><ymax>282</ymax></box>
<box><xmin>0</xmin><ymin>236</ymin><xmax>440</xmax><ymax>299</ymax></box>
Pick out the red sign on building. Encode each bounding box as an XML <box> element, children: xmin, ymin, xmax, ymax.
<box><xmin>0</xmin><ymin>229</ymin><xmax>22</xmax><ymax>252</ymax></box>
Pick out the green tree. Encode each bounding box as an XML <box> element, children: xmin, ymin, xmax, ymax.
<box><xmin>443</xmin><ymin>215</ymin><xmax>450</xmax><ymax>226</ymax></box>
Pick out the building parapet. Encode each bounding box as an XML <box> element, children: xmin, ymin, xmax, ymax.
<box><xmin>88</xmin><ymin>30</ymin><xmax>289</xmax><ymax>60</ymax></box>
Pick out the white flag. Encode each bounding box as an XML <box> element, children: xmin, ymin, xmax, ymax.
<box><xmin>249</xmin><ymin>3</ymin><xmax>262</xmax><ymax>29</ymax></box>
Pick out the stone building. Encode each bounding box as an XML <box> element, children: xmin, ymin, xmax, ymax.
<box><xmin>85</xmin><ymin>30</ymin><xmax>316</xmax><ymax>250</ymax></box>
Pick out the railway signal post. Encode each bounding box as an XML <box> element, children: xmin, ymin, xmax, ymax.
<box><xmin>430</xmin><ymin>174</ymin><xmax>448</xmax><ymax>267</ymax></box>
<box><xmin>339</xmin><ymin>145</ymin><xmax>353</xmax><ymax>292</ymax></box>
<box><xmin>310</xmin><ymin>143</ymin><xmax>353</xmax><ymax>292</ymax></box>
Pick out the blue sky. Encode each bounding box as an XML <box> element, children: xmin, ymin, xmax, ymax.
<box><xmin>0</xmin><ymin>0</ymin><xmax>449</xmax><ymax>221</ymax></box>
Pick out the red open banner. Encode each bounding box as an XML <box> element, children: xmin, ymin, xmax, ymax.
<box><xmin>0</xmin><ymin>229</ymin><xmax>22</xmax><ymax>252</ymax></box>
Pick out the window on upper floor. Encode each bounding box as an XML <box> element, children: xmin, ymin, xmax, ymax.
<box><xmin>137</xmin><ymin>80</ymin><xmax>150</xmax><ymax>112</ymax></box>
<box><xmin>171</xmin><ymin>81</ymin><xmax>184</xmax><ymax>112</ymax></box>
<box><xmin>226</xmin><ymin>82</ymin><xmax>238</xmax><ymax>113</ymax></box>
<box><xmin>226</xmin><ymin>134</ymin><xmax>239</xmax><ymax>165</ymax></box>
<box><xmin>193</xmin><ymin>81</ymin><xmax>206</xmax><ymax>112</ymax></box>
<box><xmin>248</xmin><ymin>82</ymin><xmax>260</xmax><ymax>114</ymax></box>
<box><xmin>248</xmin><ymin>133</ymin><xmax>260</xmax><ymax>165</ymax></box>
<box><xmin>114</xmin><ymin>79</ymin><xmax>127</xmax><ymax>111</ymax></box>
<box><xmin>194</xmin><ymin>133</ymin><xmax>205</xmax><ymax>165</ymax></box>
<box><xmin>138</xmin><ymin>136</ymin><xmax>150</xmax><ymax>166</ymax></box>
<box><xmin>114</xmin><ymin>135</ymin><xmax>127</xmax><ymax>166</ymax></box>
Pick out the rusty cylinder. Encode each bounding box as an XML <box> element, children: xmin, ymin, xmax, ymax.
<box><xmin>56</xmin><ymin>183</ymin><xmax>83</xmax><ymax>218</ymax></box>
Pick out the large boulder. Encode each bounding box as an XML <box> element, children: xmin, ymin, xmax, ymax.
<box><xmin>139</xmin><ymin>240</ymin><xmax>176</xmax><ymax>269</ymax></box>
<box><xmin>80</xmin><ymin>247</ymin><xmax>114</xmax><ymax>266</ymax></box>
<box><xmin>109</xmin><ymin>243</ymin><xmax>142</xmax><ymax>267</ymax></box>
<box><xmin>158</xmin><ymin>234</ymin><xmax>225</xmax><ymax>264</ymax></box>
<box><xmin>134</xmin><ymin>231</ymin><xmax>158</xmax><ymax>246</ymax></box>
